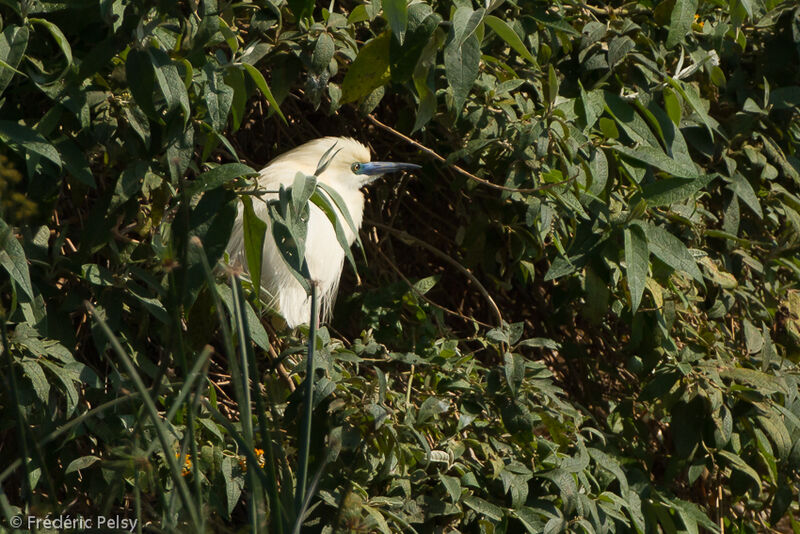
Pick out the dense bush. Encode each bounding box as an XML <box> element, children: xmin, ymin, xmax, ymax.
<box><xmin>1</xmin><ymin>0</ymin><xmax>799</xmax><ymax>531</ymax></box>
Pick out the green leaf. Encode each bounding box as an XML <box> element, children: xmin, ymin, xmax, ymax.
<box><xmin>241</xmin><ymin>196</ymin><xmax>267</xmax><ymax>302</ymax></box>
<box><xmin>544</xmin><ymin>64</ymin><xmax>558</xmax><ymax>106</ymax></box>
<box><xmin>125</xmin><ymin>49</ymin><xmax>158</xmax><ymax>121</ymax></box>
<box><xmin>666</xmin><ymin>79</ymin><xmax>716</xmax><ymax>140</ymax></box>
<box><xmin>646</xmin><ymin>99</ymin><xmax>695</xmax><ymax>169</ymax></box>
<box><xmin>624</xmin><ymin>225</ymin><xmax>648</xmax><ymax>313</ymax></box>
<box><xmin>81</xmin><ymin>263</ymin><xmax>115</xmax><ymax>286</ymax></box>
<box><xmin>439</xmin><ymin>473</ymin><xmax>461</xmax><ymax>503</ymax></box>
<box><xmin>20</xmin><ymin>359</ymin><xmax>50</xmax><ymax>403</ymax></box>
<box><xmin>757</xmin><ymin>414</ymin><xmax>791</xmax><ymax>462</ymax></box>
<box><xmin>665</xmin><ymin>0</ymin><xmax>698</xmax><ymax>49</ymax></box>
<box><xmin>216</xmin><ymin>283</ymin><xmax>271</xmax><ymax>351</ymax></box>
<box><xmin>126</xmin><ymin>281</ymin><xmax>170</xmax><ymax>324</ymax></box>
<box><xmin>29</xmin><ymin>18</ymin><xmax>73</xmax><ymax>81</ymax></box>
<box><xmin>608</xmin><ymin>35</ymin><xmax>635</xmax><ymax>66</ymax></box>
<box><xmin>149</xmin><ymin>48</ymin><xmax>190</xmax><ymax>123</ymax></box>
<box><xmin>110</xmin><ymin>160</ymin><xmax>148</xmax><ymax>211</ymax></box>
<box><xmin>638</xmin><ymin>222</ymin><xmax>703</xmax><ymax>284</ymax></box>
<box><xmin>290</xmin><ymin>172</ymin><xmax>317</xmax><ymax>213</ymax></box>
<box><xmin>463</xmin><ymin>495</ymin><xmax>504</xmax><ymax>521</ymax></box>
<box><xmin>383</xmin><ymin>0</ymin><xmax>408</xmax><ymax>44</ymax></box>
<box><xmin>203</xmin><ymin>62</ymin><xmax>233</xmax><ymax>132</ymax></box>
<box><xmin>485</xmin><ymin>15</ymin><xmax>535</xmax><ymax>65</ymax></box>
<box><xmin>743</xmin><ymin>318</ymin><xmax>762</xmax><ymax>354</ymax></box>
<box><xmin>341</xmin><ymin>31</ymin><xmax>392</xmax><ymax>104</ymax></box>
<box><xmin>56</xmin><ymin>138</ymin><xmax>95</xmax><ymax>188</ymax></box>
<box><xmin>450</xmin><ymin>6</ymin><xmax>484</xmax><ymax>46</ymax></box>
<box><xmin>444</xmin><ymin>33</ymin><xmax>480</xmax><ymax>116</ymax></box>
<box><xmin>311</xmin><ymin>32</ymin><xmax>335</xmax><ymax>74</ymax></box>
<box><xmin>603</xmin><ymin>92</ymin><xmax>661</xmax><ymax>148</ymax></box>
<box><xmin>268</xmin><ymin>184</ymin><xmax>311</xmax><ymax>293</ymax></box>
<box><xmin>664</xmin><ymin>87</ymin><xmax>682</xmax><ymax>125</ymax></box>
<box><xmin>504</xmin><ymin>352</ymin><xmax>525</xmax><ymax>396</ymax></box>
<box><xmin>579</xmin><ymin>83</ymin><xmax>603</xmax><ymax>132</ymax></box>
<box><xmin>0</xmin><ymin>25</ymin><xmax>29</xmax><ymax>96</ymax></box>
<box><xmin>527</xmin><ymin>7</ymin><xmax>580</xmax><ymax>36</ymax></box>
<box><xmin>726</xmin><ymin>172</ymin><xmax>762</xmax><ymax>218</ymax></box>
<box><xmin>184</xmin><ymin>188</ymin><xmax>238</xmax><ymax>308</ymax></box>
<box><xmin>697</xmin><ymin>256</ymin><xmax>737</xmax><ymax>288</ymax></box>
<box><xmin>718</xmin><ymin>450</ymin><xmax>761</xmax><ymax>495</ymax></box>
<box><xmin>389</xmin><ymin>5</ymin><xmax>438</xmax><ymax>83</ymax></box>
<box><xmin>165</xmin><ymin>118</ymin><xmax>193</xmax><ymax>184</ymax></box>
<box><xmin>413</xmin><ymin>275</ymin><xmax>439</xmax><ymax>295</ymax></box>
<box><xmin>417</xmin><ymin>396</ymin><xmax>449</xmax><ymax>424</ymax></box>
<box><xmin>518</xmin><ymin>338</ymin><xmax>560</xmax><ymax>350</ymax></box>
<box><xmin>39</xmin><ymin>359</ymin><xmax>78</xmax><ymax>416</ymax></box>
<box><xmin>362</xmin><ymin>505</ymin><xmax>392</xmax><ymax>534</ymax></box>
<box><xmin>612</xmin><ymin>144</ymin><xmax>697</xmax><ymax>178</ymax></box>
<box><xmin>185</xmin><ymin>162</ymin><xmax>257</xmax><ymax>197</ymax></box>
<box><xmin>0</xmin><ymin>218</ymin><xmax>34</xmax><ymax>300</ymax></box>
<box><xmin>0</xmin><ymin>120</ymin><xmax>62</xmax><ymax>169</ymax></box>
<box><xmin>641</xmin><ymin>174</ymin><xmax>716</xmax><ymax>206</ymax></box>
<box><xmin>65</xmin><ymin>455</ymin><xmax>100</xmax><ymax>474</ymax></box>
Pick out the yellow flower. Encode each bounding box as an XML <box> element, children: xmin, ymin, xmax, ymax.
<box><xmin>239</xmin><ymin>448</ymin><xmax>266</xmax><ymax>472</ymax></box>
<box><xmin>693</xmin><ymin>14</ymin><xmax>704</xmax><ymax>28</ymax></box>
<box><xmin>176</xmin><ymin>453</ymin><xmax>192</xmax><ymax>476</ymax></box>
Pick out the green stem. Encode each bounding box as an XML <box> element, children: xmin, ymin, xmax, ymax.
<box><xmin>86</xmin><ymin>301</ymin><xmax>202</xmax><ymax>530</ymax></box>
<box><xmin>294</xmin><ymin>281</ymin><xmax>318</xmax><ymax>522</ymax></box>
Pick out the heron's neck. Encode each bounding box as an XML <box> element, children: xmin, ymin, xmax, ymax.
<box><xmin>340</xmin><ymin>189</ymin><xmax>365</xmax><ymax>240</ymax></box>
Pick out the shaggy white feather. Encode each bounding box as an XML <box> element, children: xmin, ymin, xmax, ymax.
<box><xmin>225</xmin><ymin>137</ymin><xmax>371</xmax><ymax>328</ymax></box>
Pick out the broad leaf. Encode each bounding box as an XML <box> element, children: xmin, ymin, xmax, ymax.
<box><xmin>624</xmin><ymin>225</ymin><xmax>648</xmax><ymax>313</ymax></box>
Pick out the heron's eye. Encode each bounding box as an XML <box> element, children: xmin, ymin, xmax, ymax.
<box><xmin>351</xmin><ymin>162</ymin><xmax>361</xmax><ymax>174</ymax></box>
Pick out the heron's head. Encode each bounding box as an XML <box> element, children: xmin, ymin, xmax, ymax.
<box><xmin>292</xmin><ymin>137</ymin><xmax>421</xmax><ymax>190</ymax></box>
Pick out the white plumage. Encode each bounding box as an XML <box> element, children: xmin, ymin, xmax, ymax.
<box><xmin>225</xmin><ymin>137</ymin><xmax>420</xmax><ymax>328</ymax></box>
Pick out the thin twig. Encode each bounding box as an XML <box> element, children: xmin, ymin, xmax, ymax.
<box><xmin>369</xmin><ymin>220</ymin><xmax>504</xmax><ymax>327</ymax></box>
<box><xmin>269</xmin><ymin>343</ymin><xmax>296</xmax><ymax>392</ymax></box>
<box><xmin>373</xmin><ymin>246</ymin><xmax>493</xmax><ymax>328</ymax></box>
<box><xmin>367</xmin><ymin>114</ymin><xmax>577</xmax><ymax>194</ymax></box>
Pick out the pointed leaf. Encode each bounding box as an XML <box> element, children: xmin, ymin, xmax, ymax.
<box><xmin>727</xmin><ymin>172</ymin><xmax>762</xmax><ymax>218</ymax></box>
<box><xmin>642</xmin><ymin>174</ymin><xmax>716</xmax><ymax>206</ymax></box>
<box><xmin>241</xmin><ymin>196</ymin><xmax>267</xmax><ymax>301</ymax></box>
<box><xmin>149</xmin><ymin>48</ymin><xmax>190</xmax><ymax>123</ymax></box>
<box><xmin>185</xmin><ymin>162</ymin><xmax>257</xmax><ymax>197</ymax></box>
<box><xmin>666</xmin><ymin>78</ymin><xmax>716</xmax><ymax>140</ymax></box>
<box><xmin>0</xmin><ymin>120</ymin><xmax>61</xmax><ymax>169</ymax></box>
<box><xmin>240</xmin><ymin>62</ymin><xmax>287</xmax><ymax>124</ymax></box>
<box><xmin>383</xmin><ymin>0</ymin><xmax>408</xmax><ymax>44</ymax></box>
<box><xmin>613</xmin><ymin>144</ymin><xmax>697</xmax><ymax>178</ymax></box>
<box><xmin>0</xmin><ymin>218</ymin><xmax>34</xmax><ymax>300</ymax></box>
<box><xmin>0</xmin><ymin>25</ymin><xmax>28</xmax><ymax>96</ymax></box>
<box><xmin>665</xmin><ymin>0</ymin><xmax>698</xmax><ymax>48</ymax></box>
<box><xmin>624</xmin><ymin>225</ymin><xmax>649</xmax><ymax>313</ymax></box>
<box><xmin>341</xmin><ymin>32</ymin><xmax>392</xmax><ymax>104</ymax></box>
<box><xmin>485</xmin><ymin>15</ymin><xmax>535</xmax><ymax>65</ymax></box>
<box><xmin>444</xmin><ymin>33</ymin><xmax>480</xmax><ymax>115</ymax></box>
<box><xmin>637</xmin><ymin>222</ymin><xmax>703</xmax><ymax>284</ymax></box>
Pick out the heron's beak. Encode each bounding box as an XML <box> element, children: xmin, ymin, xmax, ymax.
<box><xmin>360</xmin><ymin>161</ymin><xmax>422</xmax><ymax>176</ymax></box>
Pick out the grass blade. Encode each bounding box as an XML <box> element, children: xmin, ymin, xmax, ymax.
<box><xmin>85</xmin><ymin>301</ymin><xmax>202</xmax><ymax>530</ymax></box>
<box><xmin>294</xmin><ymin>281</ymin><xmax>318</xmax><ymax>521</ymax></box>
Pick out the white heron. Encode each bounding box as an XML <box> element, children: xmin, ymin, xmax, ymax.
<box><xmin>225</xmin><ymin>136</ymin><xmax>421</xmax><ymax>328</ymax></box>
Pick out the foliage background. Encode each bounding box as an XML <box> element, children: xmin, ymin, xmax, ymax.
<box><xmin>1</xmin><ymin>0</ymin><xmax>800</xmax><ymax>532</ymax></box>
